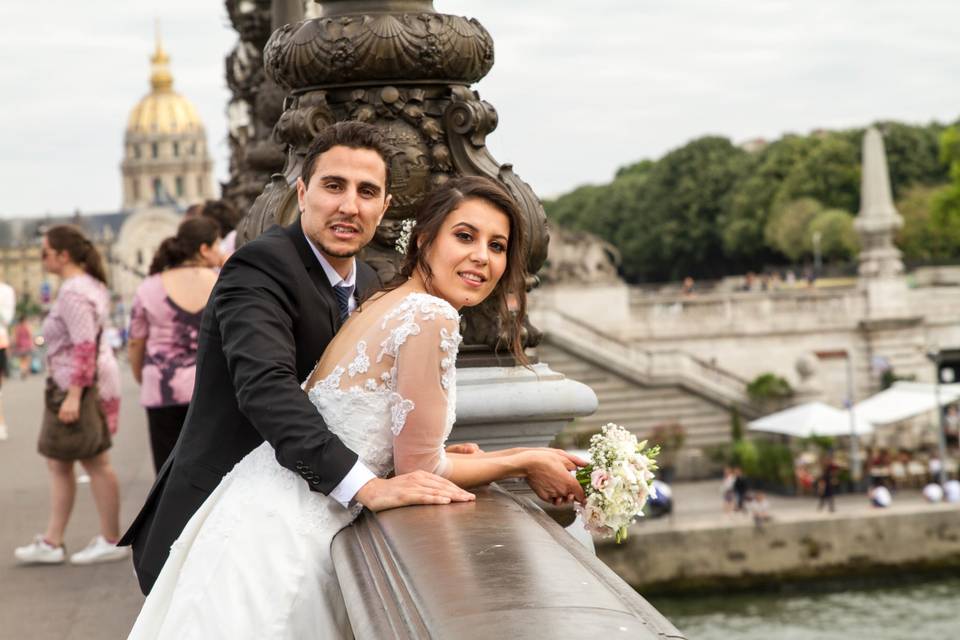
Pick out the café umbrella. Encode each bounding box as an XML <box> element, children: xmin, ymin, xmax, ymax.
<box><xmin>748</xmin><ymin>401</ymin><xmax>874</xmax><ymax>438</ymax></box>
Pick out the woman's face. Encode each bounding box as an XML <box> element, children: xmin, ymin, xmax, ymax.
<box><xmin>421</xmin><ymin>198</ymin><xmax>510</xmax><ymax>310</ymax></box>
<box><xmin>41</xmin><ymin>236</ymin><xmax>69</xmax><ymax>275</ymax></box>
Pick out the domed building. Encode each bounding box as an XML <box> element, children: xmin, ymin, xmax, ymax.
<box><xmin>121</xmin><ymin>34</ymin><xmax>214</xmax><ymax>208</ymax></box>
<box><xmin>108</xmin><ymin>33</ymin><xmax>215</xmax><ymax>304</ymax></box>
<box><xmin>0</xmin><ymin>32</ymin><xmax>215</xmax><ymax>310</ymax></box>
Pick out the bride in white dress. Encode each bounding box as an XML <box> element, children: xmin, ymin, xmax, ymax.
<box><xmin>128</xmin><ymin>177</ymin><xmax>586</xmax><ymax>639</ymax></box>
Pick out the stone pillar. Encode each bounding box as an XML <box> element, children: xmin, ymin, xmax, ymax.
<box><xmin>855</xmin><ymin>126</ymin><xmax>908</xmax><ymax>318</ymax></box>
<box><xmin>854</xmin><ymin>127</ymin><xmax>925</xmax><ymax>391</ymax></box>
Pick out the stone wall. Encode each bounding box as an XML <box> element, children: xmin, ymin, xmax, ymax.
<box><xmin>533</xmin><ymin>282</ymin><xmax>960</xmax><ymax>407</ymax></box>
<box><xmin>599</xmin><ymin>505</ymin><xmax>960</xmax><ymax>595</ymax></box>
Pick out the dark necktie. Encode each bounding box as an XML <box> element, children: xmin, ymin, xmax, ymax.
<box><xmin>333</xmin><ymin>284</ymin><xmax>352</xmax><ymax>323</ymax></box>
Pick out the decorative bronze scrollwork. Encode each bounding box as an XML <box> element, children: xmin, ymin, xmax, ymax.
<box><xmin>237</xmin><ymin>1</ymin><xmax>547</xmax><ymax>354</ymax></box>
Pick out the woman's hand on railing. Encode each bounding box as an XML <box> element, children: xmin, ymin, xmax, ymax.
<box><xmin>522</xmin><ymin>449</ymin><xmax>588</xmax><ymax>506</ymax></box>
<box><xmin>445</xmin><ymin>442</ymin><xmax>484</xmax><ymax>455</ymax></box>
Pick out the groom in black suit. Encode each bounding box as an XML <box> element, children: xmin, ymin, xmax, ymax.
<box><xmin>119</xmin><ymin>122</ymin><xmax>475</xmax><ymax>595</ymax></box>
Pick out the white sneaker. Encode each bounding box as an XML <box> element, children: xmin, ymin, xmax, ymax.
<box><xmin>14</xmin><ymin>535</ymin><xmax>65</xmax><ymax>565</ymax></box>
<box><xmin>70</xmin><ymin>535</ymin><xmax>129</xmax><ymax>565</ymax></box>
<box><xmin>0</xmin><ymin>423</ymin><xmax>7</xmax><ymax>440</ymax></box>
<box><xmin>76</xmin><ymin>472</ymin><xmax>90</xmax><ymax>484</ymax></box>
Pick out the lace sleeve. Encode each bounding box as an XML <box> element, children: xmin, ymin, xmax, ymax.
<box><xmin>392</xmin><ymin>304</ymin><xmax>460</xmax><ymax>478</ymax></box>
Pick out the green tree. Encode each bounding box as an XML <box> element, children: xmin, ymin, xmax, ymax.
<box><xmin>926</xmin><ymin>125</ymin><xmax>960</xmax><ymax>259</ymax></box>
<box><xmin>878</xmin><ymin>121</ymin><xmax>949</xmax><ymax>197</ymax></box>
<box><xmin>723</xmin><ymin>135</ymin><xmax>817</xmax><ymax>264</ymax></box>
<box><xmin>896</xmin><ymin>184</ymin><xmax>950</xmax><ymax>260</ymax></box>
<box><xmin>746</xmin><ymin>372</ymin><xmax>793</xmax><ymax>403</ymax></box>
<box><xmin>775</xmin><ymin>132</ymin><xmax>861</xmax><ymax>213</ymax></box>
<box><xmin>764</xmin><ymin>197</ymin><xmax>823</xmax><ymax>261</ymax></box>
<box><xmin>808</xmin><ymin>208</ymin><xmax>858</xmax><ymax>261</ymax></box>
<box><xmin>616</xmin><ymin>136</ymin><xmax>751</xmax><ymax>281</ymax></box>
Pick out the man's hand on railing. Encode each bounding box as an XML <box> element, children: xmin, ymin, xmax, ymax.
<box><xmin>355</xmin><ymin>471</ymin><xmax>476</xmax><ymax>512</ymax></box>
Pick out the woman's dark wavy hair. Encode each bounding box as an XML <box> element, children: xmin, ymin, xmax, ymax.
<box><xmin>45</xmin><ymin>225</ymin><xmax>108</xmax><ymax>285</ymax></box>
<box><xmin>389</xmin><ymin>176</ymin><xmax>528</xmax><ymax>363</ymax></box>
<box><xmin>149</xmin><ymin>217</ymin><xmax>221</xmax><ymax>275</ymax></box>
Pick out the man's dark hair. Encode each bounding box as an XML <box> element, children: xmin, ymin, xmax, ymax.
<box><xmin>300</xmin><ymin>121</ymin><xmax>394</xmax><ymax>192</ymax></box>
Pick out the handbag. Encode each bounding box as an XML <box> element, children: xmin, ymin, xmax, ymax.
<box><xmin>36</xmin><ymin>332</ymin><xmax>110</xmax><ymax>461</ymax></box>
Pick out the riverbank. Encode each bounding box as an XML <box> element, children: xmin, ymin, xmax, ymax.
<box><xmin>597</xmin><ymin>480</ymin><xmax>960</xmax><ymax>595</ymax></box>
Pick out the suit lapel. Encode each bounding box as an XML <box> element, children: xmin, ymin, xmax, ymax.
<box><xmin>285</xmin><ymin>218</ymin><xmax>338</xmax><ymax>331</ymax></box>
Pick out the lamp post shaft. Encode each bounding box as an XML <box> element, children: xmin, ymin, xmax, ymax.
<box><xmin>846</xmin><ymin>353</ymin><xmax>861</xmax><ymax>486</ymax></box>
<box><xmin>933</xmin><ymin>355</ymin><xmax>949</xmax><ymax>485</ymax></box>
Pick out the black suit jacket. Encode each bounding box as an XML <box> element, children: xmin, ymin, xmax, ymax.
<box><xmin>119</xmin><ymin>220</ymin><xmax>380</xmax><ymax>595</ymax></box>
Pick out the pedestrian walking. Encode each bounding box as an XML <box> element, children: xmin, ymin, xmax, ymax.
<box><xmin>817</xmin><ymin>454</ymin><xmax>838</xmax><ymax>513</ymax></box>
<box><xmin>13</xmin><ymin>225</ymin><xmax>126</xmax><ymax>566</ymax></box>
<box><xmin>128</xmin><ymin>217</ymin><xmax>221</xmax><ymax>473</ymax></box>
<box><xmin>12</xmin><ymin>316</ymin><xmax>34</xmax><ymax>379</ymax></box>
<box><xmin>721</xmin><ymin>466</ymin><xmax>736</xmax><ymax>513</ymax></box>
<box><xmin>0</xmin><ymin>278</ymin><xmax>15</xmax><ymax>440</ymax></box>
<box><xmin>732</xmin><ymin>466</ymin><xmax>747</xmax><ymax>512</ymax></box>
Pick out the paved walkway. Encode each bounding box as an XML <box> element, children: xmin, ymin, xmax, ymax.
<box><xmin>1</xmin><ymin>367</ymin><xmax>152</xmax><ymax>639</ymax></box>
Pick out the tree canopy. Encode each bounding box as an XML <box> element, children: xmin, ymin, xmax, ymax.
<box><xmin>544</xmin><ymin>119</ymin><xmax>956</xmax><ymax>282</ymax></box>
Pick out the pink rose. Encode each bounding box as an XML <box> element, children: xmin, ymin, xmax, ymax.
<box><xmin>591</xmin><ymin>469</ymin><xmax>611</xmax><ymax>491</ymax></box>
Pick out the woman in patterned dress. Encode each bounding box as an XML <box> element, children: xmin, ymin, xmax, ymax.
<box><xmin>128</xmin><ymin>217</ymin><xmax>222</xmax><ymax>473</ymax></box>
<box><xmin>14</xmin><ymin>225</ymin><xmax>126</xmax><ymax>566</ymax></box>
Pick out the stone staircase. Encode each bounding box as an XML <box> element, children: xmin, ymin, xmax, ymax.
<box><xmin>538</xmin><ymin>341</ymin><xmax>738</xmax><ymax>449</ymax></box>
<box><xmin>531</xmin><ymin>308</ymin><xmax>761</xmax><ymax>451</ymax></box>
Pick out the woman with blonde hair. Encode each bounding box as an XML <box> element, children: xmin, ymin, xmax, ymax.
<box><xmin>14</xmin><ymin>225</ymin><xmax>125</xmax><ymax>565</ymax></box>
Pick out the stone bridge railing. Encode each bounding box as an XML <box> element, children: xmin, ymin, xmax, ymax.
<box><xmin>332</xmin><ymin>483</ymin><xmax>686</xmax><ymax>639</ymax></box>
<box><xmin>625</xmin><ymin>287</ymin><xmax>867</xmax><ymax>337</ymax></box>
<box><xmin>531</xmin><ymin>308</ymin><xmax>757</xmax><ymax>416</ymax></box>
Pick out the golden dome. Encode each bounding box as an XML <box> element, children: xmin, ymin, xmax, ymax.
<box><xmin>126</xmin><ymin>32</ymin><xmax>204</xmax><ymax>137</ymax></box>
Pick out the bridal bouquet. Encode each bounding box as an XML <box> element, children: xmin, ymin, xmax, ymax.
<box><xmin>575</xmin><ymin>423</ymin><xmax>660</xmax><ymax>544</ymax></box>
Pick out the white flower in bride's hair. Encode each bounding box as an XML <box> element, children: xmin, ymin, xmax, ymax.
<box><xmin>394</xmin><ymin>218</ymin><xmax>417</xmax><ymax>255</ymax></box>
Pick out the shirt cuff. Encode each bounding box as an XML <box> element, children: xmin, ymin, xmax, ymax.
<box><xmin>329</xmin><ymin>460</ymin><xmax>377</xmax><ymax>510</ymax></box>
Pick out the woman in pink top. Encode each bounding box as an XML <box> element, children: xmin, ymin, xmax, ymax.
<box><xmin>14</xmin><ymin>225</ymin><xmax>125</xmax><ymax>566</ymax></box>
<box><xmin>128</xmin><ymin>217</ymin><xmax>221</xmax><ymax>473</ymax></box>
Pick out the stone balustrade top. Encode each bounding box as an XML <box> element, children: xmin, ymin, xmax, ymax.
<box><xmin>331</xmin><ymin>483</ymin><xmax>686</xmax><ymax>639</ymax></box>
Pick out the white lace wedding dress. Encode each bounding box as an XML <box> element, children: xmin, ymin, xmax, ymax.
<box><xmin>128</xmin><ymin>292</ymin><xmax>461</xmax><ymax>640</ymax></box>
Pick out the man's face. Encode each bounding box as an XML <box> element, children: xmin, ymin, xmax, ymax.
<box><xmin>296</xmin><ymin>145</ymin><xmax>391</xmax><ymax>273</ymax></box>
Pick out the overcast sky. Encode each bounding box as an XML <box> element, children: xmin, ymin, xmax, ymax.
<box><xmin>2</xmin><ymin>0</ymin><xmax>959</xmax><ymax>217</ymax></box>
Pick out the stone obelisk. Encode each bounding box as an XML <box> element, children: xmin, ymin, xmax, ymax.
<box><xmin>855</xmin><ymin>126</ymin><xmax>908</xmax><ymax>317</ymax></box>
